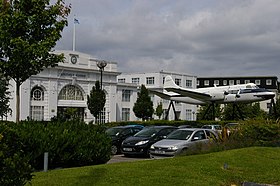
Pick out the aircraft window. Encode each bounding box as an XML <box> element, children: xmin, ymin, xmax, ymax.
<box><xmin>228</xmin><ymin>90</ymin><xmax>239</xmax><ymax>94</ymax></box>
<box><xmin>239</xmin><ymin>88</ymin><xmax>268</xmax><ymax>94</ymax></box>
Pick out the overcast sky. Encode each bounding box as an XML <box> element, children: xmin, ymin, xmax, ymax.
<box><xmin>55</xmin><ymin>0</ymin><xmax>280</xmax><ymax>78</ymax></box>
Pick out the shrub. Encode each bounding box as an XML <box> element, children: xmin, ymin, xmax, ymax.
<box><xmin>0</xmin><ymin>124</ymin><xmax>33</xmax><ymax>186</ymax></box>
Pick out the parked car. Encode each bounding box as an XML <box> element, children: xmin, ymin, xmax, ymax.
<box><xmin>121</xmin><ymin>126</ymin><xmax>178</xmax><ymax>157</ymax></box>
<box><xmin>201</xmin><ymin>124</ymin><xmax>222</xmax><ymax>134</ymax></box>
<box><xmin>150</xmin><ymin>128</ymin><xmax>218</xmax><ymax>159</ymax></box>
<box><xmin>105</xmin><ymin>125</ymin><xmax>144</xmax><ymax>155</ymax></box>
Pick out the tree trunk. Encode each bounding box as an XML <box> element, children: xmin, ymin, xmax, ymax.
<box><xmin>16</xmin><ymin>81</ymin><xmax>20</xmax><ymax>123</ymax></box>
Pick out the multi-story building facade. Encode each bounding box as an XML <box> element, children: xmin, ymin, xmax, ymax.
<box><xmin>117</xmin><ymin>71</ymin><xmax>198</xmax><ymax>121</ymax></box>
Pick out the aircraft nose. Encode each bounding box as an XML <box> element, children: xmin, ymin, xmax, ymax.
<box><xmin>256</xmin><ymin>92</ymin><xmax>275</xmax><ymax>100</ymax></box>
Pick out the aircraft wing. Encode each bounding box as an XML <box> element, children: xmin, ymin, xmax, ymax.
<box><xmin>164</xmin><ymin>87</ymin><xmax>211</xmax><ymax>101</ymax></box>
<box><xmin>149</xmin><ymin>89</ymin><xmax>181</xmax><ymax>100</ymax></box>
<box><xmin>164</xmin><ymin>75</ymin><xmax>211</xmax><ymax>101</ymax></box>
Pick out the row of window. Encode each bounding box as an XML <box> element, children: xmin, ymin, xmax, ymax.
<box><xmin>118</xmin><ymin>77</ymin><xmax>193</xmax><ymax>87</ymax></box>
<box><xmin>200</xmin><ymin>79</ymin><xmax>273</xmax><ymax>86</ymax></box>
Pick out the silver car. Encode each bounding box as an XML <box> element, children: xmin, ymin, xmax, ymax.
<box><xmin>150</xmin><ymin>128</ymin><xmax>218</xmax><ymax>159</ymax></box>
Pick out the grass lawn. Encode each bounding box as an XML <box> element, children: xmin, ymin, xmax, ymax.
<box><xmin>27</xmin><ymin>147</ymin><xmax>280</xmax><ymax>186</ymax></box>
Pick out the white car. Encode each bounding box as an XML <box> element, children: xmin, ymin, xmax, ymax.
<box><xmin>201</xmin><ymin>125</ymin><xmax>222</xmax><ymax>134</ymax></box>
<box><xmin>150</xmin><ymin>128</ymin><xmax>218</xmax><ymax>159</ymax></box>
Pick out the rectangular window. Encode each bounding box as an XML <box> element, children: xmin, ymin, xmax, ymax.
<box><xmin>146</xmin><ymin>77</ymin><xmax>155</xmax><ymax>85</ymax></box>
<box><xmin>118</xmin><ymin>78</ymin><xmax>125</xmax><ymax>83</ymax></box>
<box><xmin>266</xmin><ymin>79</ymin><xmax>272</xmax><ymax>85</ymax></box>
<box><xmin>163</xmin><ymin>77</ymin><xmax>165</xmax><ymax>84</ymax></box>
<box><xmin>99</xmin><ymin>108</ymin><xmax>106</xmax><ymax>124</ymax></box>
<box><xmin>186</xmin><ymin>80</ymin><xmax>192</xmax><ymax>88</ymax></box>
<box><xmin>236</xmin><ymin>80</ymin><xmax>240</xmax><ymax>85</ymax></box>
<box><xmin>30</xmin><ymin>106</ymin><xmax>44</xmax><ymax>121</ymax></box>
<box><xmin>223</xmin><ymin>80</ymin><xmax>227</xmax><ymax>85</ymax></box>
<box><xmin>122</xmin><ymin>108</ymin><xmax>130</xmax><ymax>121</ymax></box>
<box><xmin>186</xmin><ymin>109</ymin><xmax>192</xmax><ymax>121</ymax></box>
<box><xmin>197</xmin><ymin>80</ymin><xmax>200</xmax><ymax>86</ymax></box>
<box><xmin>229</xmin><ymin>80</ymin><xmax>234</xmax><ymax>85</ymax></box>
<box><xmin>204</xmin><ymin>80</ymin><xmax>209</xmax><ymax>86</ymax></box>
<box><xmin>132</xmin><ymin>78</ymin><xmax>139</xmax><ymax>84</ymax></box>
<box><xmin>245</xmin><ymin>80</ymin><xmax>250</xmax><ymax>84</ymax></box>
<box><xmin>255</xmin><ymin>80</ymin><xmax>261</xmax><ymax>85</ymax></box>
<box><xmin>122</xmin><ymin>90</ymin><xmax>131</xmax><ymax>102</ymax></box>
<box><xmin>214</xmin><ymin>80</ymin><xmax>219</xmax><ymax>86</ymax></box>
<box><xmin>175</xmin><ymin>78</ymin><xmax>181</xmax><ymax>86</ymax></box>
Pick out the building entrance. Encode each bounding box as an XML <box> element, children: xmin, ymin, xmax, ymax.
<box><xmin>57</xmin><ymin>107</ymin><xmax>85</xmax><ymax>121</ymax></box>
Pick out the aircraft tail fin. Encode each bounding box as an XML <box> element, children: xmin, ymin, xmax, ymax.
<box><xmin>164</xmin><ymin>75</ymin><xmax>179</xmax><ymax>89</ymax></box>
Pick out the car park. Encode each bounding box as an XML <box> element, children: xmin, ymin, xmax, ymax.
<box><xmin>201</xmin><ymin>124</ymin><xmax>222</xmax><ymax>134</ymax></box>
<box><xmin>150</xmin><ymin>128</ymin><xmax>218</xmax><ymax>159</ymax></box>
<box><xmin>121</xmin><ymin>126</ymin><xmax>178</xmax><ymax>157</ymax></box>
<box><xmin>105</xmin><ymin>125</ymin><xmax>144</xmax><ymax>155</ymax></box>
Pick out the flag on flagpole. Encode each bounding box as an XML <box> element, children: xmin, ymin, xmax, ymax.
<box><xmin>74</xmin><ymin>18</ymin><xmax>80</xmax><ymax>24</ymax></box>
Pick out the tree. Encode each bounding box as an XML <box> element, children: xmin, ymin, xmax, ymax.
<box><xmin>0</xmin><ymin>73</ymin><xmax>11</xmax><ymax>119</ymax></box>
<box><xmin>87</xmin><ymin>81</ymin><xmax>106</xmax><ymax>124</ymax></box>
<box><xmin>133</xmin><ymin>85</ymin><xmax>154</xmax><ymax>121</ymax></box>
<box><xmin>197</xmin><ymin>104</ymin><xmax>222</xmax><ymax>120</ymax></box>
<box><xmin>0</xmin><ymin>0</ymin><xmax>70</xmax><ymax>122</ymax></box>
<box><xmin>155</xmin><ymin>102</ymin><xmax>163</xmax><ymax>119</ymax></box>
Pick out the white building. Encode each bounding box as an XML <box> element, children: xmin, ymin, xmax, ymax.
<box><xmin>8</xmin><ymin>50</ymin><xmax>121</xmax><ymax>123</ymax></box>
<box><xmin>117</xmin><ymin>72</ymin><xmax>198</xmax><ymax>121</ymax></box>
<box><xmin>7</xmin><ymin>50</ymin><xmax>198</xmax><ymax>122</ymax></box>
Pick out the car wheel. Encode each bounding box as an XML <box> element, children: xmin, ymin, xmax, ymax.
<box><xmin>111</xmin><ymin>145</ymin><xmax>118</xmax><ymax>155</ymax></box>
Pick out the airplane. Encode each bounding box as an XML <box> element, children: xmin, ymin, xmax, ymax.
<box><xmin>149</xmin><ymin>75</ymin><xmax>275</xmax><ymax>105</ymax></box>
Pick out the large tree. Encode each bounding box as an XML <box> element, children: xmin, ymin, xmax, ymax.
<box><xmin>87</xmin><ymin>81</ymin><xmax>106</xmax><ymax>124</ymax></box>
<box><xmin>0</xmin><ymin>0</ymin><xmax>70</xmax><ymax>122</ymax></box>
<box><xmin>155</xmin><ymin>101</ymin><xmax>163</xmax><ymax>119</ymax></box>
<box><xmin>0</xmin><ymin>73</ymin><xmax>11</xmax><ymax>119</ymax></box>
<box><xmin>133</xmin><ymin>85</ymin><xmax>154</xmax><ymax>121</ymax></box>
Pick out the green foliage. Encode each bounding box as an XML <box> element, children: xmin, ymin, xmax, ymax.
<box><xmin>0</xmin><ymin>74</ymin><xmax>11</xmax><ymax>119</ymax></box>
<box><xmin>197</xmin><ymin>104</ymin><xmax>222</xmax><ymax>120</ymax></box>
<box><xmin>133</xmin><ymin>85</ymin><xmax>154</xmax><ymax>120</ymax></box>
<box><xmin>1</xmin><ymin>121</ymin><xmax>111</xmax><ymax>170</ymax></box>
<box><xmin>155</xmin><ymin>102</ymin><xmax>163</xmax><ymax>119</ymax></box>
<box><xmin>87</xmin><ymin>81</ymin><xmax>106</xmax><ymax>123</ymax></box>
<box><xmin>273</xmin><ymin>98</ymin><xmax>280</xmax><ymax>119</ymax></box>
<box><xmin>0</xmin><ymin>124</ymin><xmax>33</xmax><ymax>186</ymax></box>
<box><xmin>0</xmin><ymin>0</ymin><xmax>70</xmax><ymax>122</ymax></box>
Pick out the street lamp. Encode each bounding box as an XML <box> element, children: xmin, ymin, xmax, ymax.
<box><xmin>96</xmin><ymin>60</ymin><xmax>107</xmax><ymax>90</ymax></box>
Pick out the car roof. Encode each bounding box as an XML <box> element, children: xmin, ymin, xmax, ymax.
<box><xmin>177</xmin><ymin>128</ymin><xmax>214</xmax><ymax>132</ymax></box>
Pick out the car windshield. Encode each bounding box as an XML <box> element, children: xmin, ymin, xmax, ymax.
<box><xmin>105</xmin><ymin>128</ymin><xmax>123</xmax><ymax>136</ymax></box>
<box><xmin>134</xmin><ymin>127</ymin><xmax>161</xmax><ymax>137</ymax></box>
<box><xmin>167</xmin><ymin>130</ymin><xmax>193</xmax><ymax>140</ymax></box>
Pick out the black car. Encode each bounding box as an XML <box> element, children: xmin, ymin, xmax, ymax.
<box><xmin>105</xmin><ymin>125</ymin><xmax>144</xmax><ymax>155</ymax></box>
<box><xmin>121</xmin><ymin>126</ymin><xmax>178</xmax><ymax>157</ymax></box>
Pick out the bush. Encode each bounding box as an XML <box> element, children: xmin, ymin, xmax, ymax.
<box><xmin>0</xmin><ymin>124</ymin><xmax>33</xmax><ymax>186</ymax></box>
<box><xmin>4</xmin><ymin>121</ymin><xmax>111</xmax><ymax>170</ymax></box>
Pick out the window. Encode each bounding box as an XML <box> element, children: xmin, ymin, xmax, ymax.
<box><xmin>118</xmin><ymin>78</ymin><xmax>125</xmax><ymax>83</ymax></box>
<box><xmin>146</xmin><ymin>77</ymin><xmax>155</xmax><ymax>85</ymax></box>
<box><xmin>204</xmin><ymin>80</ymin><xmax>209</xmax><ymax>86</ymax></box>
<box><xmin>58</xmin><ymin>85</ymin><xmax>84</xmax><ymax>100</ymax></box>
<box><xmin>197</xmin><ymin>80</ymin><xmax>200</xmax><ymax>86</ymax></box>
<box><xmin>255</xmin><ymin>80</ymin><xmax>261</xmax><ymax>85</ymax></box>
<box><xmin>229</xmin><ymin>80</ymin><xmax>234</xmax><ymax>85</ymax></box>
<box><xmin>214</xmin><ymin>80</ymin><xmax>219</xmax><ymax>86</ymax></box>
<box><xmin>186</xmin><ymin>80</ymin><xmax>192</xmax><ymax>88</ymax></box>
<box><xmin>175</xmin><ymin>78</ymin><xmax>181</xmax><ymax>86</ymax></box>
<box><xmin>132</xmin><ymin>78</ymin><xmax>139</xmax><ymax>84</ymax></box>
<box><xmin>99</xmin><ymin>108</ymin><xmax>106</xmax><ymax>124</ymax></box>
<box><xmin>122</xmin><ymin>108</ymin><xmax>130</xmax><ymax>121</ymax></box>
<box><xmin>236</xmin><ymin>80</ymin><xmax>240</xmax><ymax>85</ymax></box>
<box><xmin>267</xmin><ymin>103</ymin><xmax>271</xmax><ymax>109</ymax></box>
<box><xmin>245</xmin><ymin>80</ymin><xmax>250</xmax><ymax>84</ymax></box>
<box><xmin>192</xmin><ymin>130</ymin><xmax>206</xmax><ymax>140</ymax></box>
<box><xmin>122</xmin><ymin>90</ymin><xmax>131</xmax><ymax>102</ymax></box>
<box><xmin>223</xmin><ymin>80</ymin><xmax>227</xmax><ymax>85</ymax></box>
<box><xmin>266</xmin><ymin>79</ymin><xmax>272</xmax><ymax>85</ymax></box>
<box><xmin>186</xmin><ymin>109</ymin><xmax>192</xmax><ymax>121</ymax></box>
<box><xmin>162</xmin><ymin>77</ymin><xmax>165</xmax><ymax>84</ymax></box>
<box><xmin>31</xmin><ymin>86</ymin><xmax>44</xmax><ymax>101</ymax></box>
<box><xmin>30</xmin><ymin>106</ymin><xmax>44</xmax><ymax>121</ymax></box>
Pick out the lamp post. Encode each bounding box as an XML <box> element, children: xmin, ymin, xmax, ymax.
<box><xmin>96</xmin><ymin>60</ymin><xmax>107</xmax><ymax>90</ymax></box>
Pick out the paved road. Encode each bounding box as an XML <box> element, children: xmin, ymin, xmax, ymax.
<box><xmin>107</xmin><ymin>154</ymin><xmax>150</xmax><ymax>164</ymax></box>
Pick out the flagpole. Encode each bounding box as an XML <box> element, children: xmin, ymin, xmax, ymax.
<box><xmin>73</xmin><ymin>17</ymin><xmax>76</xmax><ymax>51</ymax></box>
